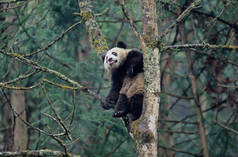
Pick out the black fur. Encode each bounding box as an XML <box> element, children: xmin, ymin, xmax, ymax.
<box><xmin>102</xmin><ymin>41</ymin><xmax>144</xmax><ymax>121</ymax></box>
<box><xmin>123</xmin><ymin>50</ymin><xmax>143</xmax><ymax>78</ymax></box>
<box><xmin>117</xmin><ymin>41</ymin><xmax>127</xmax><ymax>49</ymax></box>
<box><xmin>113</xmin><ymin>94</ymin><xmax>129</xmax><ymax>117</ymax></box>
<box><xmin>103</xmin><ymin>50</ymin><xmax>143</xmax><ymax>109</ymax></box>
<box><xmin>128</xmin><ymin>94</ymin><xmax>143</xmax><ymax>121</ymax></box>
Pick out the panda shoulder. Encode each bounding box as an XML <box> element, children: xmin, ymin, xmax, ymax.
<box><xmin>126</xmin><ymin>50</ymin><xmax>143</xmax><ymax>59</ymax></box>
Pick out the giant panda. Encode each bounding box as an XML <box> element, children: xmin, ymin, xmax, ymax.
<box><xmin>101</xmin><ymin>41</ymin><xmax>144</xmax><ymax>121</ymax></box>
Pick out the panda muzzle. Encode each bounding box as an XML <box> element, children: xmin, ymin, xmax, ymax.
<box><xmin>108</xmin><ymin>59</ymin><xmax>117</xmax><ymax>66</ymax></box>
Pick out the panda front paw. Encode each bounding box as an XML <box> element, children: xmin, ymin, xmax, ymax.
<box><xmin>112</xmin><ymin>94</ymin><xmax>129</xmax><ymax>117</ymax></box>
<box><xmin>101</xmin><ymin>102</ymin><xmax>113</xmax><ymax>110</ymax></box>
<box><xmin>101</xmin><ymin>95</ymin><xmax>117</xmax><ymax>110</ymax></box>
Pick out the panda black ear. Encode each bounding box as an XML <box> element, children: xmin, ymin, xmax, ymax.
<box><xmin>117</xmin><ymin>41</ymin><xmax>127</xmax><ymax>49</ymax></box>
<box><xmin>100</xmin><ymin>53</ymin><xmax>106</xmax><ymax>62</ymax></box>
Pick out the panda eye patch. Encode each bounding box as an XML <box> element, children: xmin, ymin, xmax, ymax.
<box><xmin>112</xmin><ymin>52</ymin><xmax>118</xmax><ymax>56</ymax></box>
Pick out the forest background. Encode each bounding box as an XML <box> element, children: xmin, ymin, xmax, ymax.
<box><xmin>0</xmin><ymin>0</ymin><xmax>238</xmax><ymax>157</ymax></box>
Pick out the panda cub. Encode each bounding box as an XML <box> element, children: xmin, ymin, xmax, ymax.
<box><xmin>101</xmin><ymin>41</ymin><xmax>144</xmax><ymax>121</ymax></box>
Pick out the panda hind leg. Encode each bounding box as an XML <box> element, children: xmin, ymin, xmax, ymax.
<box><xmin>128</xmin><ymin>94</ymin><xmax>143</xmax><ymax>122</ymax></box>
<box><xmin>113</xmin><ymin>94</ymin><xmax>129</xmax><ymax>117</ymax></box>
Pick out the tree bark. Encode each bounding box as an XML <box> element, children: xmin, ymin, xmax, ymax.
<box><xmin>78</xmin><ymin>0</ymin><xmax>108</xmax><ymax>54</ymax></box>
<box><xmin>2</xmin><ymin>3</ymin><xmax>28</xmax><ymax>151</ymax></box>
<box><xmin>11</xmin><ymin>90</ymin><xmax>28</xmax><ymax>151</ymax></box>
<box><xmin>129</xmin><ymin>0</ymin><xmax>161</xmax><ymax>157</ymax></box>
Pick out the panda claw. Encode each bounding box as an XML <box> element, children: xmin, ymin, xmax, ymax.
<box><xmin>112</xmin><ymin>110</ymin><xmax>126</xmax><ymax>117</ymax></box>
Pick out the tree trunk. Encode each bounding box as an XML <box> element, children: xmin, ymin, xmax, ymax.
<box><xmin>3</xmin><ymin>3</ymin><xmax>28</xmax><ymax>151</ymax></box>
<box><xmin>78</xmin><ymin>0</ymin><xmax>108</xmax><ymax>54</ymax></box>
<box><xmin>159</xmin><ymin>53</ymin><xmax>174</xmax><ymax>157</ymax></box>
<box><xmin>181</xmin><ymin>23</ymin><xmax>210</xmax><ymax>157</ymax></box>
<box><xmin>3</xmin><ymin>103</ymin><xmax>14</xmax><ymax>151</ymax></box>
<box><xmin>129</xmin><ymin>0</ymin><xmax>161</xmax><ymax>156</ymax></box>
<box><xmin>11</xmin><ymin>90</ymin><xmax>28</xmax><ymax>151</ymax></box>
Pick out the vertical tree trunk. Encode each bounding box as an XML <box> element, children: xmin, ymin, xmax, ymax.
<box><xmin>181</xmin><ymin>23</ymin><xmax>210</xmax><ymax>157</ymax></box>
<box><xmin>129</xmin><ymin>0</ymin><xmax>161</xmax><ymax>157</ymax></box>
<box><xmin>159</xmin><ymin>53</ymin><xmax>174</xmax><ymax>157</ymax></box>
<box><xmin>11</xmin><ymin>90</ymin><xmax>28</xmax><ymax>151</ymax></box>
<box><xmin>3</xmin><ymin>3</ymin><xmax>28</xmax><ymax>151</ymax></box>
<box><xmin>3</xmin><ymin>104</ymin><xmax>14</xmax><ymax>151</ymax></box>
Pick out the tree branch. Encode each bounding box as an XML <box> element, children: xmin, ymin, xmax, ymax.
<box><xmin>23</xmin><ymin>20</ymin><xmax>82</xmax><ymax>57</ymax></box>
<box><xmin>160</xmin><ymin>0</ymin><xmax>202</xmax><ymax>40</ymax></box>
<box><xmin>164</xmin><ymin>43</ymin><xmax>238</xmax><ymax>50</ymax></box>
<box><xmin>120</xmin><ymin>0</ymin><xmax>146</xmax><ymax>51</ymax></box>
<box><xmin>0</xmin><ymin>149</ymin><xmax>80</xmax><ymax>157</ymax></box>
<box><xmin>78</xmin><ymin>0</ymin><xmax>108</xmax><ymax>54</ymax></box>
<box><xmin>0</xmin><ymin>50</ymin><xmax>105</xmax><ymax>104</ymax></box>
<box><xmin>181</xmin><ymin>22</ymin><xmax>210</xmax><ymax>157</ymax></box>
<box><xmin>215</xmin><ymin>121</ymin><xmax>238</xmax><ymax>136</ymax></box>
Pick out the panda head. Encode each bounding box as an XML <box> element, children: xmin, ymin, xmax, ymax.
<box><xmin>102</xmin><ymin>41</ymin><xmax>130</xmax><ymax>73</ymax></box>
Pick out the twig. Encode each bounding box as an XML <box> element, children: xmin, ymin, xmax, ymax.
<box><xmin>70</xmin><ymin>89</ymin><xmax>77</xmax><ymax>126</ymax></box>
<box><xmin>0</xmin><ymin>89</ymin><xmax>61</xmax><ymax>138</ymax></box>
<box><xmin>192</xmin><ymin>49</ymin><xmax>238</xmax><ymax>67</ymax></box>
<box><xmin>159</xmin><ymin>119</ymin><xmax>198</xmax><ymax>125</ymax></box>
<box><xmin>160</xmin><ymin>0</ymin><xmax>202</xmax><ymax>40</ymax></box>
<box><xmin>42</xmin><ymin>86</ymin><xmax>72</xmax><ymax>140</ymax></box>
<box><xmin>41</xmin><ymin>112</ymin><xmax>65</xmax><ymax>130</ymax></box>
<box><xmin>158</xmin><ymin>0</ymin><xmax>238</xmax><ymax>31</ymax></box>
<box><xmin>0</xmin><ymin>50</ymin><xmax>105</xmax><ymax>100</ymax></box>
<box><xmin>45</xmin><ymin>52</ymin><xmax>72</xmax><ymax>70</ymax></box>
<box><xmin>163</xmin><ymin>91</ymin><xmax>194</xmax><ymax>100</ymax></box>
<box><xmin>103</xmin><ymin>139</ymin><xmax>127</xmax><ymax>157</ymax></box>
<box><xmin>215</xmin><ymin>121</ymin><xmax>238</xmax><ymax>135</ymax></box>
<box><xmin>158</xmin><ymin>144</ymin><xmax>201</xmax><ymax>157</ymax></box>
<box><xmin>0</xmin><ymin>78</ymin><xmax>77</xmax><ymax>90</ymax></box>
<box><xmin>23</xmin><ymin>20</ymin><xmax>82</xmax><ymax>57</ymax></box>
<box><xmin>217</xmin><ymin>84</ymin><xmax>238</xmax><ymax>88</ymax></box>
<box><xmin>111</xmin><ymin>19</ymin><xmax>125</xmax><ymax>47</ymax></box>
<box><xmin>120</xmin><ymin>0</ymin><xmax>146</xmax><ymax>51</ymax></box>
<box><xmin>164</xmin><ymin>43</ymin><xmax>238</xmax><ymax>50</ymax></box>
<box><xmin>159</xmin><ymin>129</ymin><xmax>199</xmax><ymax>135</ymax></box>
<box><xmin>3</xmin><ymin>70</ymin><xmax>39</xmax><ymax>85</ymax></box>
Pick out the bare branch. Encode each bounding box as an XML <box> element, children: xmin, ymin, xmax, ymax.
<box><xmin>158</xmin><ymin>144</ymin><xmax>201</xmax><ymax>157</ymax></box>
<box><xmin>0</xmin><ymin>149</ymin><xmax>81</xmax><ymax>157</ymax></box>
<box><xmin>164</xmin><ymin>43</ymin><xmax>238</xmax><ymax>50</ymax></box>
<box><xmin>160</xmin><ymin>0</ymin><xmax>202</xmax><ymax>40</ymax></box>
<box><xmin>42</xmin><ymin>86</ymin><xmax>72</xmax><ymax>141</ymax></box>
<box><xmin>23</xmin><ymin>20</ymin><xmax>82</xmax><ymax>57</ymax></box>
<box><xmin>120</xmin><ymin>0</ymin><xmax>146</xmax><ymax>51</ymax></box>
<box><xmin>0</xmin><ymin>50</ymin><xmax>105</xmax><ymax>103</ymax></box>
<box><xmin>215</xmin><ymin>121</ymin><xmax>238</xmax><ymax>136</ymax></box>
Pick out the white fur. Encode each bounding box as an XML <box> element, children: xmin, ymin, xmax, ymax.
<box><xmin>104</xmin><ymin>47</ymin><xmax>131</xmax><ymax>73</ymax></box>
